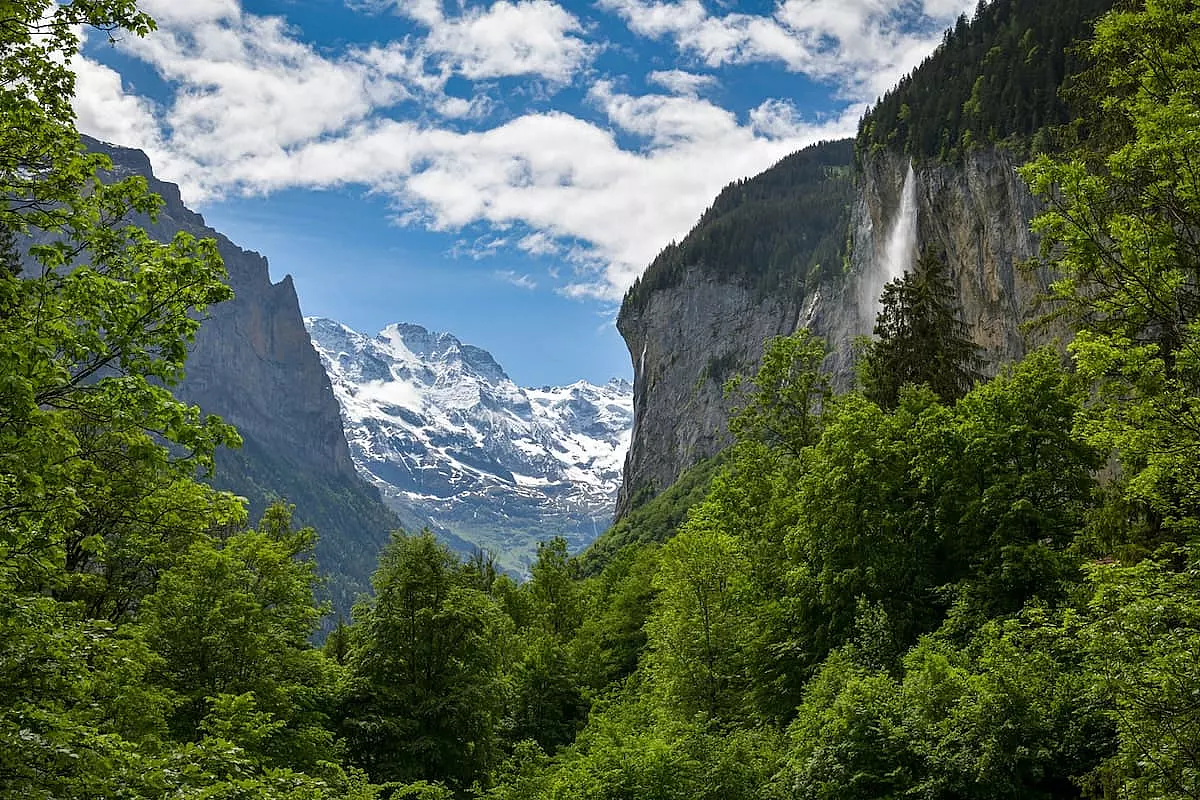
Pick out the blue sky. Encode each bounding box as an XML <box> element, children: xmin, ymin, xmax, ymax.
<box><xmin>72</xmin><ymin>0</ymin><xmax>973</xmax><ymax>386</ymax></box>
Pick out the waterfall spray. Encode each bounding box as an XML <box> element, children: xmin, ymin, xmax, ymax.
<box><xmin>878</xmin><ymin>162</ymin><xmax>919</xmax><ymax>310</ymax></box>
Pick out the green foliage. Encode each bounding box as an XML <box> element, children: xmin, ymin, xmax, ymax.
<box><xmin>504</xmin><ymin>634</ymin><xmax>589</xmax><ymax>752</ymax></box>
<box><xmin>570</xmin><ymin>542</ymin><xmax>661</xmax><ymax>689</ymax></box>
<box><xmin>1081</xmin><ymin>546</ymin><xmax>1200</xmax><ymax>800</ymax></box>
<box><xmin>0</xmin><ymin>594</ymin><xmax>168</xmax><ymax>799</ymax></box>
<box><xmin>342</xmin><ymin>531</ymin><xmax>506</xmax><ymax>789</ymax></box>
<box><xmin>727</xmin><ymin>328</ymin><xmax>831</xmax><ymax>456</ymax></box>
<box><xmin>783</xmin><ymin>608</ymin><xmax>1114</xmax><ymax>800</ymax></box>
<box><xmin>141</xmin><ymin>503</ymin><xmax>336</xmax><ymax>766</ymax></box>
<box><xmin>644</xmin><ymin>503</ymin><xmax>755</xmax><ymax>721</ymax></box>
<box><xmin>934</xmin><ymin>350</ymin><xmax>1100</xmax><ymax>626</ymax></box>
<box><xmin>858</xmin><ymin>249</ymin><xmax>983</xmax><ymax>410</ymax></box>
<box><xmin>486</xmin><ymin>693</ymin><xmax>784</xmax><ymax>800</ymax></box>
<box><xmin>581</xmin><ymin>455</ymin><xmax>722</xmax><ymax>572</ymax></box>
<box><xmin>0</xmin><ymin>4</ymin><xmax>378</xmax><ymax>797</ymax></box>
<box><xmin>623</xmin><ymin>139</ymin><xmax>854</xmax><ymax>317</ymax></box>
<box><xmin>1022</xmin><ymin>0</ymin><xmax>1200</xmax><ymax>548</ymax></box>
<box><xmin>0</xmin><ymin>0</ymin><xmax>241</xmax><ymax>598</ymax></box>
<box><xmin>857</xmin><ymin>0</ymin><xmax>1115</xmax><ymax>159</ymax></box>
<box><xmin>211</xmin><ymin>436</ymin><xmax>403</xmax><ymax>624</ymax></box>
<box><xmin>528</xmin><ymin>537</ymin><xmax>584</xmax><ymax>638</ymax></box>
<box><xmin>789</xmin><ymin>390</ymin><xmax>949</xmax><ymax>665</ymax></box>
<box><xmin>4</xmin><ymin>0</ymin><xmax>1200</xmax><ymax>797</ymax></box>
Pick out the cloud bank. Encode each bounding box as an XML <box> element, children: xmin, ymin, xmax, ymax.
<box><xmin>73</xmin><ymin>0</ymin><xmax>972</xmax><ymax>299</ymax></box>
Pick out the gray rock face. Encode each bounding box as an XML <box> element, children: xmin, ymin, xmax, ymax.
<box><xmin>617</xmin><ymin>146</ymin><xmax>1064</xmax><ymax>515</ymax></box>
<box><xmin>616</xmin><ymin>268</ymin><xmax>806</xmax><ymax>513</ymax></box>
<box><xmin>87</xmin><ymin>138</ymin><xmax>356</xmax><ymax>479</ymax></box>
<box><xmin>844</xmin><ymin>149</ymin><xmax>1061</xmax><ymax>373</ymax></box>
<box><xmin>84</xmin><ymin>137</ymin><xmax>399</xmax><ymax>617</ymax></box>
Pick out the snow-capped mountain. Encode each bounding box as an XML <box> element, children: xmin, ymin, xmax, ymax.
<box><xmin>305</xmin><ymin>317</ymin><xmax>633</xmax><ymax>574</ymax></box>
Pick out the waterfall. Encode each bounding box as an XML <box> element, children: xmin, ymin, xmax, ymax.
<box><xmin>877</xmin><ymin>162</ymin><xmax>918</xmax><ymax>312</ymax></box>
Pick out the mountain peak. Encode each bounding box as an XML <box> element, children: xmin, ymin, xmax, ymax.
<box><xmin>305</xmin><ymin>317</ymin><xmax>634</xmax><ymax>575</ymax></box>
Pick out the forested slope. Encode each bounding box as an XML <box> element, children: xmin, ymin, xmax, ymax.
<box><xmin>858</xmin><ymin>0</ymin><xmax>1115</xmax><ymax>158</ymax></box>
<box><xmin>4</xmin><ymin>0</ymin><xmax>1200</xmax><ymax>799</ymax></box>
<box><xmin>623</xmin><ymin>139</ymin><xmax>856</xmax><ymax>316</ymax></box>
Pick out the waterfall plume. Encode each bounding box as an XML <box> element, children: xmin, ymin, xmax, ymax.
<box><xmin>883</xmin><ymin>161</ymin><xmax>919</xmax><ymax>291</ymax></box>
<box><xmin>860</xmin><ymin>162</ymin><xmax>919</xmax><ymax>326</ymax></box>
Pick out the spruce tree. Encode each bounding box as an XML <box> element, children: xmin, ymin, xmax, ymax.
<box><xmin>859</xmin><ymin>249</ymin><xmax>982</xmax><ymax>409</ymax></box>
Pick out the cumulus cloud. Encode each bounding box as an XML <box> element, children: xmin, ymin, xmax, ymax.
<box><xmin>72</xmin><ymin>0</ymin><xmax>946</xmax><ymax>300</ymax></box>
<box><xmin>71</xmin><ymin>56</ymin><xmax>163</xmax><ymax>151</ymax></box>
<box><xmin>647</xmin><ymin>69</ymin><xmax>719</xmax><ymax>96</ymax></box>
<box><xmin>406</xmin><ymin>0</ymin><xmax>594</xmax><ymax>82</ymax></box>
<box><xmin>601</xmin><ymin>0</ymin><xmax>976</xmax><ymax>99</ymax></box>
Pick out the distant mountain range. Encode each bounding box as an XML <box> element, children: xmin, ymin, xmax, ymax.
<box><xmin>306</xmin><ymin>317</ymin><xmax>633</xmax><ymax>575</ymax></box>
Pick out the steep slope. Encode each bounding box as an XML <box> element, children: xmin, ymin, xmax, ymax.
<box><xmin>614</xmin><ymin>0</ymin><xmax>1115</xmax><ymax>520</ymax></box>
<box><xmin>86</xmin><ymin>137</ymin><xmax>401</xmax><ymax>613</ymax></box>
<box><xmin>306</xmin><ymin>318</ymin><xmax>633</xmax><ymax>575</ymax></box>
<box><xmin>616</xmin><ymin>139</ymin><xmax>856</xmax><ymax>515</ymax></box>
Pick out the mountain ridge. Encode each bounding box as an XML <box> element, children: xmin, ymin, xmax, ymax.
<box><xmin>306</xmin><ymin>316</ymin><xmax>633</xmax><ymax>575</ymax></box>
<box><xmin>83</xmin><ymin>135</ymin><xmax>404</xmax><ymax>618</ymax></box>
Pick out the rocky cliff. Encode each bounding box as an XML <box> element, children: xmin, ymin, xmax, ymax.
<box><xmin>86</xmin><ymin>137</ymin><xmax>401</xmax><ymax>614</ymax></box>
<box><xmin>613</xmin><ymin>0</ymin><xmax>1110</xmax><ymax>523</ymax></box>
<box><xmin>845</xmin><ymin>149</ymin><xmax>1060</xmax><ymax>372</ymax></box>
<box><xmin>617</xmin><ymin>145</ymin><xmax>1064</xmax><ymax>516</ymax></box>
<box><xmin>615</xmin><ymin>139</ymin><xmax>856</xmax><ymax>515</ymax></box>
<box><xmin>617</xmin><ymin>267</ymin><xmax>811</xmax><ymax>513</ymax></box>
<box><xmin>87</xmin><ymin>138</ymin><xmax>356</xmax><ymax>479</ymax></box>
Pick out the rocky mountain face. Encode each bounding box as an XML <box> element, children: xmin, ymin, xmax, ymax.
<box><xmin>306</xmin><ymin>318</ymin><xmax>633</xmax><ymax>576</ymax></box>
<box><xmin>846</xmin><ymin>148</ymin><xmax>1059</xmax><ymax>368</ymax></box>
<box><xmin>617</xmin><ymin>266</ymin><xmax>811</xmax><ymax>512</ymax></box>
<box><xmin>615</xmin><ymin>143</ymin><xmax>1063</xmax><ymax>516</ymax></box>
<box><xmin>86</xmin><ymin>137</ymin><xmax>401</xmax><ymax>613</ymax></box>
<box><xmin>612</xmin><ymin>0</ymin><xmax>1113</xmax><ymax>521</ymax></box>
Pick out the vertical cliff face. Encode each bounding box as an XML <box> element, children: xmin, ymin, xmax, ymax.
<box><xmin>86</xmin><ymin>138</ymin><xmax>399</xmax><ymax>614</ymax></box>
<box><xmin>613</xmin><ymin>139</ymin><xmax>857</xmax><ymax>516</ymax></box>
<box><xmin>615</xmin><ymin>269</ymin><xmax>808</xmax><ymax>513</ymax></box>
<box><xmin>89</xmin><ymin>138</ymin><xmax>356</xmax><ymax>479</ymax></box>
<box><xmin>617</xmin><ymin>145</ymin><xmax>1065</xmax><ymax>517</ymax></box>
<box><xmin>846</xmin><ymin>149</ymin><xmax>1061</xmax><ymax>373</ymax></box>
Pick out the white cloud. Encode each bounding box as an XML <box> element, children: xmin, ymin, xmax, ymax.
<box><xmin>749</xmin><ymin>98</ymin><xmax>806</xmax><ymax>138</ymax></box>
<box><xmin>400</xmin><ymin>0</ymin><xmax>593</xmax><ymax>82</ymax></box>
<box><xmin>601</xmin><ymin>0</ymin><xmax>976</xmax><ymax>100</ymax></box>
<box><xmin>137</xmin><ymin>0</ymin><xmax>239</xmax><ymax>25</ymax></box>
<box><xmin>589</xmin><ymin>80</ymin><xmax>741</xmax><ymax>147</ymax></box>
<box><xmin>495</xmin><ymin>270</ymin><xmax>538</xmax><ymax>290</ymax></box>
<box><xmin>71</xmin><ymin>56</ymin><xmax>163</xmax><ymax>151</ymax></box>
<box><xmin>518</xmin><ymin>231</ymin><xmax>560</xmax><ymax>256</ymax></box>
<box><xmin>647</xmin><ymin>69</ymin><xmax>718</xmax><ymax>96</ymax></box>
<box><xmin>71</xmin><ymin>0</ymin><xmax>900</xmax><ymax>300</ymax></box>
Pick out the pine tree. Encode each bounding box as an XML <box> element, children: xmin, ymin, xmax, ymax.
<box><xmin>859</xmin><ymin>249</ymin><xmax>982</xmax><ymax>409</ymax></box>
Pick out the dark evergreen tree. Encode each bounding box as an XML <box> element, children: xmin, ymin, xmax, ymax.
<box><xmin>341</xmin><ymin>531</ymin><xmax>504</xmax><ymax>790</ymax></box>
<box><xmin>859</xmin><ymin>249</ymin><xmax>982</xmax><ymax>410</ymax></box>
<box><xmin>856</xmin><ymin>0</ymin><xmax>1116</xmax><ymax>159</ymax></box>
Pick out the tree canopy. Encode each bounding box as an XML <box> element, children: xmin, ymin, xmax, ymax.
<box><xmin>4</xmin><ymin>0</ymin><xmax>1200</xmax><ymax>798</ymax></box>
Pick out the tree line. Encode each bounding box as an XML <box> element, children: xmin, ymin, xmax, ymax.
<box><xmin>3</xmin><ymin>0</ymin><xmax>1200</xmax><ymax>798</ymax></box>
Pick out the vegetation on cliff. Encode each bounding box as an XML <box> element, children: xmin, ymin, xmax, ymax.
<box><xmin>857</xmin><ymin>0</ymin><xmax>1115</xmax><ymax>159</ymax></box>
<box><xmin>622</xmin><ymin>138</ymin><xmax>855</xmax><ymax>317</ymax></box>
<box><xmin>4</xmin><ymin>0</ymin><xmax>1200</xmax><ymax>798</ymax></box>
